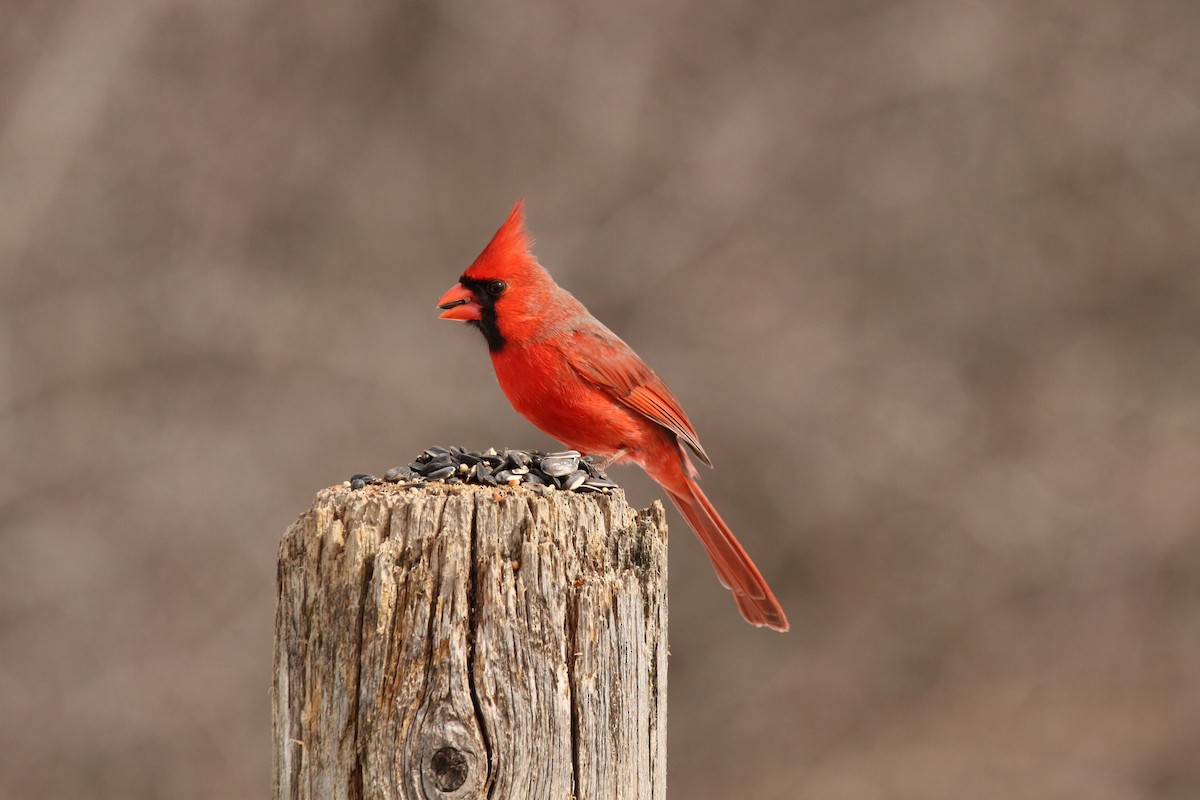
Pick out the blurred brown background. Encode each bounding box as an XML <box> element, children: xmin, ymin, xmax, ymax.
<box><xmin>3</xmin><ymin>0</ymin><xmax>1199</xmax><ymax>798</ymax></box>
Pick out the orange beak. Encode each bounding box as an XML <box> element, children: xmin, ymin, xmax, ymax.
<box><xmin>437</xmin><ymin>282</ymin><xmax>483</xmax><ymax>321</ymax></box>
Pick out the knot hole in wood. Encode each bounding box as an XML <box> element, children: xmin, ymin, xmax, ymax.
<box><xmin>428</xmin><ymin>746</ymin><xmax>469</xmax><ymax>792</ymax></box>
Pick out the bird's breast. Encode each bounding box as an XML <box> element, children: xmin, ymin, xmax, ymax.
<box><xmin>490</xmin><ymin>341</ymin><xmax>646</xmax><ymax>456</ymax></box>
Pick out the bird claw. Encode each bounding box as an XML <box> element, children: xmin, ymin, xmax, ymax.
<box><xmin>592</xmin><ymin>448</ymin><xmax>629</xmax><ymax>471</ymax></box>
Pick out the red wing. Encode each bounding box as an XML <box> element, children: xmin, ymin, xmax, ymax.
<box><xmin>565</xmin><ymin>326</ymin><xmax>712</xmax><ymax>466</ymax></box>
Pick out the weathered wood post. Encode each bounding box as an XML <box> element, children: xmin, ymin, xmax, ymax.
<box><xmin>272</xmin><ymin>482</ymin><xmax>668</xmax><ymax>800</ymax></box>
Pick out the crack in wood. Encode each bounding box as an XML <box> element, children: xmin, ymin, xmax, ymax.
<box><xmin>565</xmin><ymin>577</ymin><xmax>581</xmax><ymax>800</ymax></box>
<box><xmin>465</xmin><ymin>497</ymin><xmax>494</xmax><ymax>797</ymax></box>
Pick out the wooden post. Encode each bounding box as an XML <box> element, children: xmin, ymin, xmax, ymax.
<box><xmin>272</xmin><ymin>483</ymin><xmax>668</xmax><ymax>800</ymax></box>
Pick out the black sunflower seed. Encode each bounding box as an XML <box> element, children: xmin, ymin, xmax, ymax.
<box><xmin>505</xmin><ymin>450</ymin><xmax>532</xmax><ymax>469</ymax></box>
<box><xmin>425</xmin><ymin>465</ymin><xmax>456</xmax><ymax>480</ymax></box>
<box><xmin>583</xmin><ymin>475</ymin><xmax>618</xmax><ymax>489</ymax></box>
<box><xmin>560</xmin><ymin>469</ymin><xmax>588</xmax><ymax>491</ymax></box>
<box><xmin>540</xmin><ymin>455</ymin><xmax>579</xmax><ymax>477</ymax></box>
<box><xmin>383</xmin><ymin>466</ymin><xmax>416</xmax><ymax>482</ymax></box>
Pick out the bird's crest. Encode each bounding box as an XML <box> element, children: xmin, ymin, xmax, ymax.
<box><xmin>465</xmin><ymin>199</ymin><xmax>536</xmax><ymax>279</ymax></box>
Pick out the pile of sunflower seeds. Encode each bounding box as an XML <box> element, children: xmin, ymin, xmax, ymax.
<box><xmin>345</xmin><ymin>446</ymin><xmax>620</xmax><ymax>493</ymax></box>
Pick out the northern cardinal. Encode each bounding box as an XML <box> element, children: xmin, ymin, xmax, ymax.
<box><xmin>437</xmin><ymin>201</ymin><xmax>788</xmax><ymax>631</ymax></box>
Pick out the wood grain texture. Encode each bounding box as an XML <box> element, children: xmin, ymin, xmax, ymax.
<box><xmin>272</xmin><ymin>483</ymin><xmax>667</xmax><ymax>800</ymax></box>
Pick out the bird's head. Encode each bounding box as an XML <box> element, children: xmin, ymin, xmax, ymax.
<box><xmin>437</xmin><ymin>199</ymin><xmax>557</xmax><ymax>352</ymax></box>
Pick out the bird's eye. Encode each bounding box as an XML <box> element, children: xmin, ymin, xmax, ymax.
<box><xmin>486</xmin><ymin>280</ymin><xmax>507</xmax><ymax>297</ymax></box>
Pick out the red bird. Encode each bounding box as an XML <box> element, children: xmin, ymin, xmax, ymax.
<box><xmin>437</xmin><ymin>201</ymin><xmax>788</xmax><ymax>631</ymax></box>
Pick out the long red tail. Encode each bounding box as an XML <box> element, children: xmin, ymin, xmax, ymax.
<box><xmin>665</xmin><ymin>477</ymin><xmax>789</xmax><ymax>632</ymax></box>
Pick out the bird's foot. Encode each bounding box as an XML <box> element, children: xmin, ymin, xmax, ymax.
<box><xmin>591</xmin><ymin>448</ymin><xmax>629</xmax><ymax>472</ymax></box>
